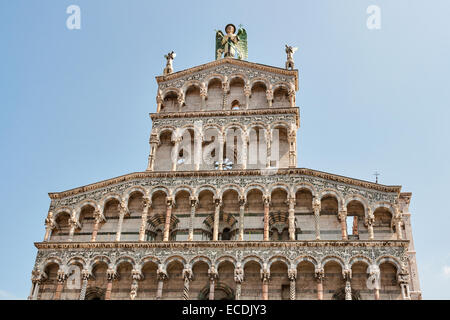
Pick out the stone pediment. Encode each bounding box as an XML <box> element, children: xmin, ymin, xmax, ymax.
<box><xmin>155</xmin><ymin>57</ymin><xmax>299</xmax><ymax>91</ymax></box>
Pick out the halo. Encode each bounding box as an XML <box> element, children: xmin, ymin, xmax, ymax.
<box><xmin>225</xmin><ymin>24</ymin><xmax>236</xmax><ymax>34</ymax></box>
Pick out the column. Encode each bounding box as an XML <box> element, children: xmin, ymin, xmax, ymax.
<box><xmin>182</xmin><ymin>265</ymin><xmax>193</xmax><ymax>300</ymax></box>
<box><xmin>200</xmin><ymin>85</ymin><xmax>207</xmax><ymax>111</ymax></box>
<box><xmin>338</xmin><ymin>207</ymin><xmax>348</xmax><ymax>240</ymax></box>
<box><xmin>217</xmin><ymin>134</ymin><xmax>224</xmax><ymax>170</ymax></box>
<box><xmin>366</xmin><ymin>208</ymin><xmax>375</xmax><ymax>240</ymax></box>
<box><xmin>194</xmin><ymin>133</ymin><xmax>203</xmax><ymax>171</ymax></box>
<box><xmin>222</xmin><ymin>81</ymin><xmax>229</xmax><ymax>110</ymax></box>
<box><xmin>313</xmin><ymin>197</ymin><xmax>321</xmax><ymax>240</ymax></box>
<box><xmin>146</xmin><ymin>134</ymin><xmax>159</xmax><ymax>171</ymax></box>
<box><xmin>29</xmin><ymin>270</ymin><xmax>43</xmax><ymax>300</ymax></box>
<box><xmin>208</xmin><ymin>266</ymin><xmax>218</xmax><ymax>300</ymax></box>
<box><xmin>156</xmin><ymin>265</ymin><xmax>168</xmax><ymax>300</ymax></box>
<box><xmin>266</xmin><ymin>89</ymin><xmax>273</xmax><ymax>107</ymax></box>
<box><xmin>234</xmin><ymin>264</ymin><xmax>244</xmax><ymax>300</ymax></box>
<box><xmin>261</xmin><ymin>267</ymin><xmax>270</xmax><ymax>300</ymax></box>
<box><xmin>156</xmin><ymin>91</ymin><xmax>163</xmax><ymax>112</ymax></box>
<box><xmin>91</xmin><ymin>209</ymin><xmax>104</xmax><ymax>242</ymax></box>
<box><xmin>130</xmin><ymin>269</ymin><xmax>143</xmax><ymax>300</ymax></box>
<box><xmin>241</xmin><ymin>132</ymin><xmax>248</xmax><ymax>170</ymax></box>
<box><xmin>115</xmin><ymin>201</ymin><xmax>128</xmax><ymax>242</ymax></box>
<box><xmin>265</xmin><ymin>130</ymin><xmax>272</xmax><ymax>168</ymax></box>
<box><xmin>213</xmin><ymin>198</ymin><xmax>221</xmax><ymax>241</ymax></box>
<box><xmin>188</xmin><ymin>197</ymin><xmax>197</xmax><ymax>241</ymax></box>
<box><xmin>79</xmin><ymin>269</ymin><xmax>90</xmax><ymax>300</ymax></box>
<box><xmin>54</xmin><ymin>270</ymin><xmax>67</xmax><ymax>300</ymax></box>
<box><xmin>288</xmin><ymin>268</ymin><xmax>297</xmax><ymax>300</ymax></box>
<box><xmin>31</xmin><ymin>280</ymin><xmax>41</xmax><ymax>300</ymax></box>
<box><xmin>139</xmin><ymin>197</ymin><xmax>151</xmax><ymax>241</ymax></box>
<box><xmin>395</xmin><ymin>215</ymin><xmax>403</xmax><ymax>240</ymax></box>
<box><xmin>315</xmin><ymin>267</ymin><xmax>324</xmax><ymax>300</ymax></box>
<box><xmin>288</xmin><ymin>197</ymin><xmax>296</xmax><ymax>240</ymax></box>
<box><xmin>238</xmin><ymin>197</ymin><xmax>246</xmax><ymax>241</ymax></box>
<box><xmin>105</xmin><ymin>268</ymin><xmax>117</xmax><ymax>300</ymax></box>
<box><xmin>398</xmin><ymin>269</ymin><xmax>411</xmax><ymax>300</ymax></box>
<box><xmin>163</xmin><ymin>198</ymin><xmax>174</xmax><ymax>242</ymax></box>
<box><xmin>263</xmin><ymin>196</ymin><xmax>270</xmax><ymax>241</ymax></box>
<box><xmin>177</xmin><ymin>95</ymin><xmax>184</xmax><ymax>112</ymax></box>
<box><xmin>344</xmin><ymin>269</ymin><xmax>352</xmax><ymax>300</ymax></box>
<box><xmin>44</xmin><ymin>212</ymin><xmax>55</xmax><ymax>242</ymax></box>
<box><xmin>244</xmin><ymin>84</ymin><xmax>251</xmax><ymax>109</ymax></box>
<box><xmin>171</xmin><ymin>135</ymin><xmax>182</xmax><ymax>171</ymax></box>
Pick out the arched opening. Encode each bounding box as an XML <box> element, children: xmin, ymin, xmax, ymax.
<box><xmin>223</xmin><ymin>127</ymin><xmax>244</xmax><ymax>170</ymax></box>
<box><xmin>323</xmin><ymin>261</ymin><xmax>345</xmax><ymax>300</ymax></box>
<box><xmin>374</xmin><ymin>207</ymin><xmax>395</xmax><ymax>240</ymax></box>
<box><xmin>177</xmin><ymin>128</ymin><xmax>195</xmax><ymax>171</ymax></box>
<box><xmin>100</xmin><ymin>199</ymin><xmax>120</xmax><ymax>242</ymax></box>
<box><xmin>220</xmin><ymin>190</ymin><xmax>239</xmax><ymax>240</ymax></box>
<box><xmin>351</xmin><ymin>261</ymin><xmax>369</xmax><ymax>300</ymax></box>
<box><xmin>51</xmin><ymin>212</ymin><xmax>71</xmax><ymax>242</ymax></box>
<box><xmin>217</xmin><ymin>261</ymin><xmax>235</xmax><ymax>300</ymax></box>
<box><xmin>249</xmin><ymin>82</ymin><xmax>268</xmax><ymax>109</ymax></box>
<box><xmin>39</xmin><ymin>263</ymin><xmax>59</xmax><ymax>300</ymax></box>
<box><xmin>172</xmin><ymin>190</ymin><xmax>191</xmax><ymax>241</ymax></box>
<box><xmin>270</xmin><ymin>189</ymin><xmax>289</xmax><ymax>241</ymax></box>
<box><xmin>146</xmin><ymin>191</ymin><xmax>168</xmax><ymax>241</ymax></box>
<box><xmin>206</xmin><ymin>78</ymin><xmax>223</xmax><ymax>110</ymax></box>
<box><xmin>296</xmin><ymin>261</ymin><xmax>316</xmax><ymax>300</ymax></box>
<box><xmin>138</xmin><ymin>261</ymin><xmax>158</xmax><ymax>300</ymax></box>
<box><xmin>163</xmin><ymin>260</ymin><xmax>184</xmax><ymax>300</ymax></box>
<box><xmin>242</xmin><ymin>261</ymin><xmax>262</xmax><ymax>300</ymax></box>
<box><xmin>269</xmin><ymin>261</ymin><xmax>289</xmax><ymax>300</ymax></box>
<box><xmin>246</xmin><ymin>189</ymin><xmax>264</xmax><ymax>240</ymax></box>
<box><xmin>185</xmin><ymin>85</ymin><xmax>201</xmax><ymax>111</ymax></box>
<box><xmin>161</xmin><ymin>91</ymin><xmax>178</xmax><ymax>113</ymax></box>
<box><xmin>197</xmin><ymin>190</ymin><xmax>215</xmax><ymax>240</ymax></box>
<box><xmin>273</xmin><ymin>86</ymin><xmax>290</xmax><ymax>108</ymax></box>
<box><xmin>74</xmin><ymin>205</ymin><xmax>95</xmax><ymax>242</ymax></box>
<box><xmin>295</xmin><ymin>189</ymin><xmax>313</xmax><ymax>240</ymax></box>
<box><xmin>154</xmin><ymin>130</ymin><xmax>174</xmax><ymax>171</ymax></box>
<box><xmin>191</xmin><ymin>261</ymin><xmax>210</xmax><ymax>300</ymax></box>
<box><xmin>380</xmin><ymin>262</ymin><xmax>402</xmax><ymax>300</ymax></box>
<box><xmin>61</xmin><ymin>262</ymin><xmax>83</xmax><ymax>299</ymax></box>
<box><xmin>346</xmin><ymin>200</ymin><xmax>366</xmax><ymax>240</ymax></box>
<box><xmin>320</xmin><ymin>195</ymin><xmax>339</xmax><ymax>240</ymax></box>
<box><xmin>271</xmin><ymin>126</ymin><xmax>289</xmax><ymax>168</ymax></box>
<box><xmin>123</xmin><ymin>192</ymin><xmax>143</xmax><ymax>241</ymax></box>
<box><xmin>202</xmin><ymin>127</ymin><xmax>220</xmax><ymax>171</ymax></box>
<box><xmin>247</xmin><ymin>126</ymin><xmax>267</xmax><ymax>169</ymax></box>
<box><xmin>228</xmin><ymin>77</ymin><xmax>245</xmax><ymax>109</ymax></box>
<box><xmin>110</xmin><ymin>261</ymin><xmax>133</xmax><ymax>299</ymax></box>
<box><xmin>86</xmin><ymin>261</ymin><xmax>108</xmax><ymax>300</ymax></box>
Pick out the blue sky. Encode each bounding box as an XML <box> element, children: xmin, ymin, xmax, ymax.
<box><xmin>1</xmin><ymin>0</ymin><xmax>449</xmax><ymax>299</ymax></box>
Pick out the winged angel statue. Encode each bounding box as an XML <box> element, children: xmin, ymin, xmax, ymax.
<box><xmin>215</xmin><ymin>24</ymin><xmax>247</xmax><ymax>60</ymax></box>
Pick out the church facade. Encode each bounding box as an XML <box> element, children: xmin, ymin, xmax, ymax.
<box><xmin>29</xmin><ymin>26</ymin><xmax>421</xmax><ymax>300</ymax></box>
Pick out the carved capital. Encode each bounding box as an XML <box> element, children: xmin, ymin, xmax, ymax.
<box><xmin>315</xmin><ymin>267</ymin><xmax>324</xmax><ymax>281</ymax></box>
<box><xmin>106</xmin><ymin>268</ymin><xmax>118</xmax><ymax>281</ymax></box>
<box><xmin>288</xmin><ymin>268</ymin><xmax>297</xmax><ymax>281</ymax></box>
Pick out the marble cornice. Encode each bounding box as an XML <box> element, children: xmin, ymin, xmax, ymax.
<box><xmin>35</xmin><ymin>240</ymin><xmax>409</xmax><ymax>250</ymax></box>
<box><xmin>155</xmin><ymin>58</ymin><xmax>299</xmax><ymax>90</ymax></box>
<box><xmin>48</xmin><ymin>168</ymin><xmax>402</xmax><ymax>200</ymax></box>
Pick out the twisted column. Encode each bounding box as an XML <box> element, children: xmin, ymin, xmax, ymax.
<box><xmin>288</xmin><ymin>88</ymin><xmax>295</xmax><ymax>108</ymax></box>
<box><xmin>288</xmin><ymin>127</ymin><xmax>297</xmax><ymax>168</ymax></box>
<box><xmin>163</xmin><ymin>198</ymin><xmax>174</xmax><ymax>241</ymax></box>
<box><xmin>234</xmin><ymin>263</ymin><xmax>244</xmax><ymax>300</ymax></box>
<box><xmin>238</xmin><ymin>197</ymin><xmax>246</xmax><ymax>241</ymax></box>
<box><xmin>313</xmin><ymin>197</ymin><xmax>321</xmax><ymax>240</ymax></box>
<box><xmin>398</xmin><ymin>268</ymin><xmax>411</xmax><ymax>300</ymax></box>
<box><xmin>244</xmin><ymin>84</ymin><xmax>251</xmax><ymax>109</ymax></box>
<box><xmin>288</xmin><ymin>268</ymin><xmax>297</xmax><ymax>300</ymax></box>
<box><xmin>182</xmin><ymin>265</ymin><xmax>193</xmax><ymax>300</ymax></box>
<box><xmin>241</xmin><ymin>132</ymin><xmax>248</xmax><ymax>169</ymax></box>
<box><xmin>288</xmin><ymin>197</ymin><xmax>296</xmax><ymax>240</ymax></box>
<box><xmin>200</xmin><ymin>85</ymin><xmax>207</xmax><ymax>111</ymax></box>
<box><xmin>79</xmin><ymin>269</ymin><xmax>91</xmax><ymax>300</ymax></box>
<box><xmin>265</xmin><ymin>130</ymin><xmax>272</xmax><ymax>168</ymax></box>
<box><xmin>188</xmin><ymin>197</ymin><xmax>197</xmax><ymax>241</ymax></box>
<box><xmin>213</xmin><ymin>198</ymin><xmax>221</xmax><ymax>241</ymax></box>
<box><xmin>208</xmin><ymin>266</ymin><xmax>218</xmax><ymax>300</ymax></box>
<box><xmin>139</xmin><ymin>197</ymin><xmax>151</xmax><ymax>241</ymax></box>
<box><xmin>315</xmin><ymin>267</ymin><xmax>324</xmax><ymax>300</ymax></box>
<box><xmin>263</xmin><ymin>196</ymin><xmax>270</xmax><ymax>241</ymax></box>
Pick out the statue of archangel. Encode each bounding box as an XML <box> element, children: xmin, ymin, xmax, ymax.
<box><xmin>215</xmin><ymin>24</ymin><xmax>247</xmax><ymax>60</ymax></box>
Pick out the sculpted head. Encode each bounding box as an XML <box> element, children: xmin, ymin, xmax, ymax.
<box><xmin>225</xmin><ymin>24</ymin><xmax>236</xmax><ymax>35</ymax></box>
